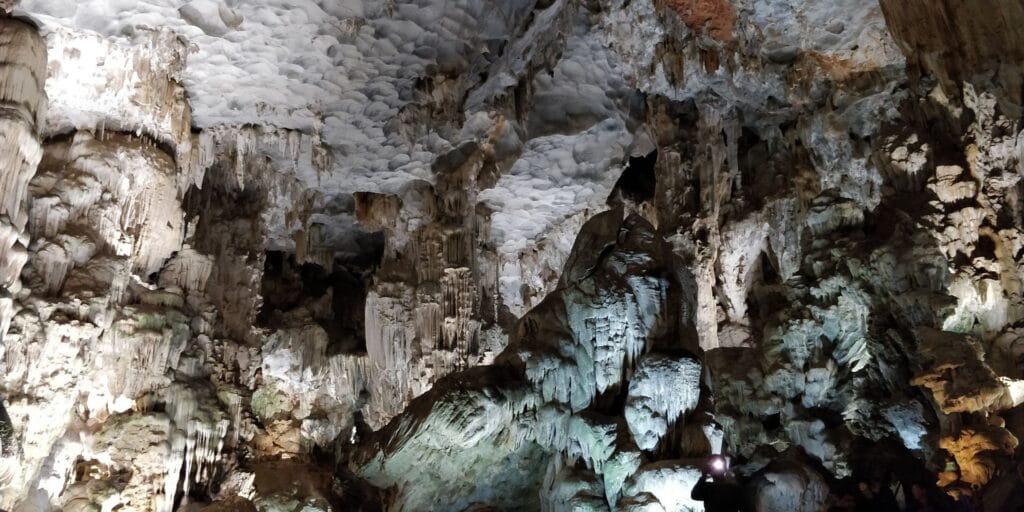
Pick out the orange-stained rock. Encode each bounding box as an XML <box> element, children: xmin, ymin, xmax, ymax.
<box><xmin>940</xmin><ymin>423</ymin><xmax>1018</xmax><ymax>487</ymax></box>
<box><xmin>660</xmin><ymin>0</ymin><xmax>736</xmax><ymax>43</ymax></box>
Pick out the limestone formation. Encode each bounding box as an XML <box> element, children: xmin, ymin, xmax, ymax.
<box><xmin>0</xmin><ymin>0</ymin><xmax>1023</xmax><ymax>510</ymax></box>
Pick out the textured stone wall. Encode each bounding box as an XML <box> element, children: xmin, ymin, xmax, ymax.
<box><xmin>1</xmin><ymin>0</ymin><xmax>1024</xmax><ymax>510</ymax></box>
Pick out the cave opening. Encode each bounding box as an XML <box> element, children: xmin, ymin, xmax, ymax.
<box><xmin>974</xmin><ymin>233</ymin><xmax>997</xmax><ymax>261</ymax></box>
<box><xmin>258</xmin><ymin>246</ymin><xmax>382</xmax><ymax>355</ymax></box>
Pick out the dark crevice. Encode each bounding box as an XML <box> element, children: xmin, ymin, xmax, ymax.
<box><xmin>0</xmin><ymin>399</ymin><xmax>13</xmax><ymax>457</ymax></box>
<box><xmin>608</xmin><ymin>150</ymin><xmax>658</xmax><ymax>205</ymax></box>
<box><xmin>762</xmin><ymin>412</ymin><xmax>782</xmax><ymax>432</ymax></box>
<box><xmin>259</xmin><ymin>248</ymin><xmax>382</xmax><ymax>355</ymax></box>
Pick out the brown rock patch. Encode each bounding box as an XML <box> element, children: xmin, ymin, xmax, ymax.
<box><xmin>660</xmin><ymin>0</ymin><xmax>737</xmax><ymax>43</ymax></box>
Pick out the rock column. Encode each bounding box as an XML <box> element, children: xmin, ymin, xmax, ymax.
<box><xmin>0</xmin><ymin>11</ymin><xmax>45</xmax><ymax>341</ymax></box>
<box><xmin>0</xmin><ymin>5</ymin><xmax>46</xmax><ymax>500</ymax></box>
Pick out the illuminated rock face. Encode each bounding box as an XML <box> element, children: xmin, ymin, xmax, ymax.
<box><xmin>1</xmin><ymin>0</ymin><xmax>1024</xmax><ymax>510</ymax></box>
<box><xmin>0</xmin><ymin>15</ymin><xmax>45</xmax><ymax>333</ymax></box>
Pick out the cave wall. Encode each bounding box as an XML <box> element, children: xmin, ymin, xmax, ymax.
<box><xmin>0</xmin><ymin>0</ymin><xmax>1022</xmax><ymax>510</ymax></box>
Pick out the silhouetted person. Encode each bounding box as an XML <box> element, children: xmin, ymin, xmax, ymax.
<box><xmin>691</xmin><ymin>470</ymin><xmax>747</xmax><ymax>512</ymax></box>
<box><xmin>827</xmin><ymin>489</ymin><xmax>857</xmax><ymax>512</ymax></box>
<box><xmin>947</xmin><ymin>483</ymin><xmax>979</xmax><ymax>512</ymax></box>
<box><xmin>910</xmin><ymin>482</ymin><xmax>937</xmax><ymax>512</ymax></box>
<box><xmin>909</xmin><ymin>482</ymin><xmax>956</xmax><ymax>512</ymax></box>
<box><xmin>855</xmin><ymin>477</ymin><xmax>899</xmax><ymax>512</ymax></box>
